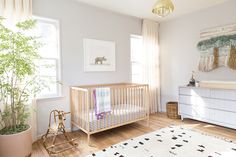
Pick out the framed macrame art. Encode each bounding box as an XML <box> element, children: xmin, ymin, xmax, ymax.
<box><xmin>197</xmin><ymin>24</ymin><xmax>236</xmax><ymax>72</ymax></box>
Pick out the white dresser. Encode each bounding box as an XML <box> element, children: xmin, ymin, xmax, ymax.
<box><xmin>179</xmin><ymin>86</ymin><xmax>236</xmax><ymax>129</ymax></box>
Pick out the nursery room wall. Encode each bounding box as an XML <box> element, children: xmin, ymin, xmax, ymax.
<box><xmin>160</xmin><ymin>0</ymin><xmax>236</xmax><ymax>111</ymax></box>
<box><xmin>33</xmin><ymin>0</ymin><xmax>142</xmax><ymax>137</ymax></box>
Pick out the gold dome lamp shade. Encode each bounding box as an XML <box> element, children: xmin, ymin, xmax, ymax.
<box><xmin>152</xmin><ymin>0</ymin><xmax>175</xmax><ymax>17</ymax></box>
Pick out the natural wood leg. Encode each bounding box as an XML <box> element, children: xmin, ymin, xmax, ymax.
<box><xmin>71</xmin><ymin>122</ymin><xmax>74</xmax><ymax>132</ymax></box>
<box><xmin>146</xmin><ymin>117</ymin><xmax>150</xmax><ymax>127</ymax></box>
<box><xmin>87</xmin><ymin>134</ymin><xmax>91</xmax><ymax>146</ymax></box>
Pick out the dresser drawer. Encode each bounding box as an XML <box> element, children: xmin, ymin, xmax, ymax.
<box><xmin>179</xmin><ymin>104</ymin><xmax>212</xmax><ymax>120</ymax></box>
<box><xmin>179</xmin><ymin>87</ymin><xmax>211</xmax><ymax>97</ymax></box>
<box><xmin>214</xmin><ymin>110</ymin><xmax>236</xmax><ymax>125</ymax></box>
<box><xmin>210</xmin><ymin>89</ymin><xmax>236</xmax><ymax>101</ymax></box>
<box><xmin>180</xmin><ymin>104</ymin><xmax>236</xmax><ymax>126</ymax></box>
<box><xmin>179</xmin><ymin>95</ymin><xmax>236</xmax><ymax>112</ymax></box>
<box><xmin>179</xmin><ymin>95</ymin><xmax>211</xmax><ymax>107</ymax></box>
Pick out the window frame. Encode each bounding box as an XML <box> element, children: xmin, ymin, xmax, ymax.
<box><xmin>33</xmin><ymin>16</ymin><xmax>62</xmax><ymax>99</ymax></box>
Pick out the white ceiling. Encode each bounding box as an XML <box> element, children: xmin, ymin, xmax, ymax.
<box><xmin>74</xmin><ymin>0</ymin><xmax>229</xmax><ymax>22</ymax></box>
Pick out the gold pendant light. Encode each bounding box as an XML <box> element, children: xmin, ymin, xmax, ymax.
<box><xmin>152</xmin><ymin>0</ymin><xmax>174</xmax><ymax>17</ymax></box>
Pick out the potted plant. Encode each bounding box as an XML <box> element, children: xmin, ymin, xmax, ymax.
<box><xmin>0</xmin><ymin>18</ymin><xmax>42</xmax><ymax>157</ymax></box>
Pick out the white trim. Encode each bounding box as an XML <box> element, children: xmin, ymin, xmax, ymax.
<box><xmin>130</xmin><ymin>34</ymin><xmax>143</xmax><ymax>39</ymax></box>
<box><xmin>36</xmin><ymin>96</ymin><xmax>65</xmax><ymax>103</ymax></box>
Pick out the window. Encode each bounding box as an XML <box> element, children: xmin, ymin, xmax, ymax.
<box><xmin>130</xmin><ymin>35</ymin><xmax>144</xmax><ymax>83</ymax></box>
<box><xmin>33</xmin><ymin>17</ymin><xmax>61</xmax><ymax>98</ymax></box>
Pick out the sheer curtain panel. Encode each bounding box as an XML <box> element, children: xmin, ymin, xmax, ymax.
<box><xmin>0</xmin><ymin>0</ymin><xmax>32</xmax><ymax>23</ymax></box>
<box><xmin>142</xmin><ymin>19</ymin><xmax>161</xmax><ymax>113</ymax></box>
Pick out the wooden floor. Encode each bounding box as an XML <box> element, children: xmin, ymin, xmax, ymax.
<box><xmin>32</xmin><ymin>113</ymin><xmax>236</xmax><ymax>157</ymax></box>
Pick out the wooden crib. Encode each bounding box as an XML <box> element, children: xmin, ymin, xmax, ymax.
<box><xmin>70</xmin><ymin>83</ymin><xmax>149</xmax><ymax>144</ymax></box>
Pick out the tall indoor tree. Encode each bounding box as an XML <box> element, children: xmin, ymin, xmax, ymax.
<box><xmin>0</xmin><ymin>18</ymin><xmax>42</xmax><ymax>135</ymax></box>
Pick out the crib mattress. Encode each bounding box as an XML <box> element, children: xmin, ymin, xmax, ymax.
<box><xmin>76</xmin><ymin>104</ymin><xmax>147</xmax><ymax>132</ymax></box>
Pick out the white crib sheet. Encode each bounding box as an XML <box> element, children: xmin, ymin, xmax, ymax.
<box><xmin>78</xmin><ymin>104</ymin><xmax>147</xmax><ymax>132</ymax></box>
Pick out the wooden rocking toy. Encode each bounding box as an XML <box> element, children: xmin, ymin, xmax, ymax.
<box><xmin>42</xmin><ymin>110</ymin><xmax>78</xmax><ymax>154</ymax></box>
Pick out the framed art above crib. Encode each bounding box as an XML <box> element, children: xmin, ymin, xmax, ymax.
<box><xmin>83</xmin><ymin>38</ymin><xmax>116</xmax><ymax>72</ymax></box>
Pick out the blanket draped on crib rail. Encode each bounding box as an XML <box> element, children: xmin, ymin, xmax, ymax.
<box><xmin>93</xmin><ymin>88</ymin><xmax>111</xmax><ymax>120</ymax></box>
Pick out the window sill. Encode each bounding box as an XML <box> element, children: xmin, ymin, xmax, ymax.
<box><xmin>36</xmin><ymin>96</ymin><xmax>65</xmax><ymax>102</ymax></box>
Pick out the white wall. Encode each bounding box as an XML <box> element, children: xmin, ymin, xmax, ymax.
<box><xmin>159</xmin><ymin>0</ymin><xmax>236</xmax><ymax>111</ymax></box>
<box><xmin>33</xmin><ymin>0</ymin><xmax>142</xmax><ymax>137</ymax></box>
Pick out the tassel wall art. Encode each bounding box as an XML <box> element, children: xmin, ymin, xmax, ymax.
<box><xmin>197</xmin><ymin>24</ymin><xmax>236</xmax><ymax>72</ymax></box>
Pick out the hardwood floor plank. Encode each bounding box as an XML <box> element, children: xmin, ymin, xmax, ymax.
<box><xmin>32</xmin><ymin>113</ymin><xmax>236</xmax><ymax>157</ymax></box>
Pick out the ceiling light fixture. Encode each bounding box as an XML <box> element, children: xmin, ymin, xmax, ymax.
<box><xmin>152</xmin><ymin>0</ymin><xmax>174</xmax><ymax>17</ymax></box>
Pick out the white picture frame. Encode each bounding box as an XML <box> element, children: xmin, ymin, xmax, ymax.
<box><xmin>84</xmin><ymin>39</ymin><xmax>116</xmax><ymax>72</ymax></box>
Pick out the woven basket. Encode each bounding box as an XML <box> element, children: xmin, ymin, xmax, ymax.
<box><xmin>166</xmin><ymin>102</ymin><xmax>180</xmax><ymax>119</ymax></box>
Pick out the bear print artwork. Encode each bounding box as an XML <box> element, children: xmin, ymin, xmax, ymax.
<box><xmin>87</xmin><ymin>126</ymin><xmax>236</xmax><ymax>157</ymax></box>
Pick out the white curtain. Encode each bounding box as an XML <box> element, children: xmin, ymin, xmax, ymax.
<box><xmin>142</xmin><ymin>19</ymin><xmax>161</xmax><ymax>113</ymax></box>
<box><xmin>0</xmin><ymin>0</ymin><xmax>36</xmax><ymax>142</ymax></box>
<box><xmin>0</xmin><ymin>0</ymin><xmax>32</xmax><ymax>23</ymax></box>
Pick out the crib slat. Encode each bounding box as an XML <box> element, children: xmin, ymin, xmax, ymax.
<box><xmin>81</xmin><ymin>91</ymin><xmax>83</xmax><ymax>129</ymax></box>
<box><xmin>141</xmin><ymin>87</ymin><xmax>143</xmax><ymax>117</ymax></box>
<box><xmin>135</xmin><ymin>86</ymin><xmax>138</xmax><ymax>119</ymax></box>
<box><xmin>136</xmin><ymin>87</ymin><xmax>139</xmax><ymax>118</ymax></box>
<box><xmin>82</xmin><ymin>91</ymin><xmax>84</xmax><ymax>128</ymax></box>
<box><xmin>81</xmin><ymin>91</ymin><xmax>84</xmax><ymax>127</ymax></box>
<box><xmin>127</xmin><ymin>87</ymin><xmax>130</xmax><ymax>121</ymax></box>
<box><xmin>130</xmin><ymin>87</ymin><xmax>132</xmax><ymax>121</ymax></box>
<box><xmin>83</xmin><ymin>91</ymin><xmax>85</xmax><ymax>129</ymax></box>
<box><xmin>147</xmin><ymin>85</ymin><xmax>150</xmax><ymax>118</ymax></box>
<box><xmin>119</xmin><ymin>87</ymin><xmax>121</xmax><ymax>124</ymax></box>
<box><xmin>92</xmin><ymin>88</ymin><xmax>95</xmax><ymax>132</ymax></box>
<box><xmin>141</xmin><ymin>86</ymin><xmax>144</xmax><ymax>117</ymax></box>
<box><xmin>132</xmin><ymin>87</ymin><xmax>135</xmax><ymax>120</ymax></box>
<box><xmin>140</xmin><ymin>87</ymin><xmax>142</xmax><ymax>118</ymax></box>
<box><xmin>96</xmin><ymin>88</ymin><xmax>100</xmax><ymax>132</ymax></box>
<box><xmin>70</xmin><ymin>89</ymin><xmax>74</xmax><ymax>130</ymax></box>
<box><xmin>131</xmin><ymin>87</ymin><xmax>136</xmax><ymax>120</ymax></box>
<box><xmin>130</xmin><ymin>87</ymin><xmax>133</xmax><ymax>121</ymax></box>
<box><xmin>135</xmin><ymin>86</ymin><xmax>137</xmax><ymax>118</ymax></box>
<box><xmin>122</xmin><ymin>87</ymin><xmax>124</xmax><ymax>123</ymax></box>
<box><xmin>138</xmin><ymin>87</ymin><xmax>140</xmax><ymax>117</ymax></box>
<box><xmin>116</xmin><ymin>88</ymin><xmax>119</xmax><ymax>125</ymax></box>
<box><xmin>117</xmin><ymin>88</ymin><xmax>120</xmax><ymax>125</ymax></box>
<box><xmin>113</xmin><ymin>88</ymin><xmax>116</xmax><ymax>127</ymax></box>
<box><xmin>88</xmin><ymin>89</ymin><xmax>90</xmax><ymax>132</ymax></box>
<box><xmin>105</xmin><ymin>87</ymin><xmax>109</xmax><ymax>129</ymax></box>
<box><xmin>145</xmin><ymin>86</ymin><xmax>148</xmax><ymax>115</ymax></box>
<box><xmin>111</xmin><ymin>88</ymin><xmax>114</xmax><ymax>127</ymax></box>
<box><xmin>77</xmin><ymin>91</ymin><xmax>79</xmax><ymax>126</ymax></box>
<box><xmin>119</xmin><ymin>88</ymin><xmax>122</xmax><ymax>124</ymax></box>
<box><xmin>120</xmin><ymin>87</ymin><xmax>123</xmax><ymax>124</ymax></box>
<box><xmin>115</xmin><ymin>88</ymin><xmax>119</xmax><ymax>126</ymax></box>
<box><xmin>78</xmin><ymin>91</ymin><xmax>81</xmax><ymax>127</ymax></box>
<box><xmin>124</xmin><ymin>87</ymin><xmax>127</xmax><ymax>123</ymax></box>
<box><xmin>139</xmin><ymin>87</ymin><xmax>141</xmax><ymax>118</ymax></box>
